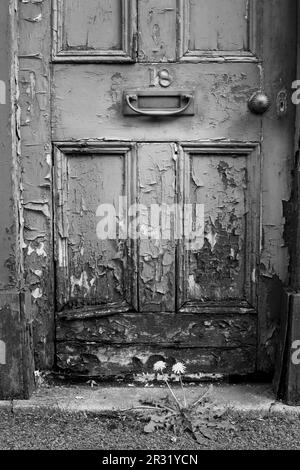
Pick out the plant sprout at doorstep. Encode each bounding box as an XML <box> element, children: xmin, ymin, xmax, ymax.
<box><xmin>153</xmin><ymin>361</ymin><xmax>188</xmax><ymax>409</ymax></box>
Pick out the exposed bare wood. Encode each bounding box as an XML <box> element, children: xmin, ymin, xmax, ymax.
<box><xmin>57</xmin><ymin>301</ymin><xmax>132</xmax><ymax>321</ymax></box>
<box><xmin>179</xmin><ymin>300</ymin><xmax>256</xmax><ymax>315</ymax></box>
<box><xmin>56</xmin><ymin>342</ymin><xmax>256</xmax><ymax>377</ymax></box>
<box><xmin>56</xmin><ymin>311</ymin><xmax>256</xmax><ymax>348</ymax></box>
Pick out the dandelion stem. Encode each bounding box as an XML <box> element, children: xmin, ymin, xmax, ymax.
<box><xmin>179</xmin><ymin>374</ymin><xmax>187</xmax><ymax>408</ymax></box>
<box><xmin>164</xmin><ymin>378</ymin><xmax>182</xmax><ymax>409</ymax></box>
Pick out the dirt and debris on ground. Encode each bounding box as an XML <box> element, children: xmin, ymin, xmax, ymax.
<box><xmin>1</xmin><ymin>381</ymin><xmax>300</xmax><ymax>450</ymax></box>
<box><xmin>0</xmin><ymin>408</ymin><xmax>300</xmax><ymax>450</ymax></box>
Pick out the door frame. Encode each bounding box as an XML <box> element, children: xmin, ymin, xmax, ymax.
<box><xmin>273</xmin><ymin>1</ymin><xmax>300</xmax><ymax>405</ymax></box>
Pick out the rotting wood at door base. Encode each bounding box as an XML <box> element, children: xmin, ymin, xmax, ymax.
<box><xmin>274</xmin><ymin>292</ymin><xmax>300</xmax><ymax>405</ymax></box>
<box><xmin>56</xmin><ymin>343</ymin><xmax>256</xmax><ymax>378</ymax></box>
<box><xmin>56</xmin><ymin>308</ymin><xmax>257</xmax><ymax>378</ymax></box>
<box><xmin>0</xmin><ymin>291</ymin><xmax>34</xmax><ymax>399</ymax></box>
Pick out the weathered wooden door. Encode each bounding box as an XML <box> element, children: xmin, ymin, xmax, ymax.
<box><xmin>52</xmin><ymin>0</ymin><xmax>296</xmax><ymax>378</ymax></box>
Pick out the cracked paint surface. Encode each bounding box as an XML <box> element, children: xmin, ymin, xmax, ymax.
<box><xmin>18</xmin><ymin>0</ymin><xmax>53</xmax><ymax>368</ymax></box>
<box><xmin>187</xmin><ymin>154</ymin><xmax>247</xmax><ymax>301</ymax></box>
<box><xmin>62</xmin><ymin>0</ymin><xmax>122</xmax><ymax>52</ymax></box>
<box><xmin>138</xmin><ymin>143</ymin><xmax>176</xmax><ymax>312</ymax></box>
<box><xmin>138</xmin><ymin>0</ymin><xmax>176</xmax><ymax>62</ymax></box>
<box><xmin>189</xmin><ymin>0</ymin><xmax>249</xmax><ymax>52</ymax></box>
<box><xmin>56</xmin><ymin>152</ymin><xmax>130</xmax><ymax>311</ymax></box>
<box><xmin>13</xmin><ymin>0</ymin><xmax>297</xmax><ymax>378</ymax></box>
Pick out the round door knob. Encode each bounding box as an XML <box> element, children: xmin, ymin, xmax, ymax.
<box><xmin>248</xmin><ymin>91</ymin><xmax>271</xmax><ymax>115</ymax></box>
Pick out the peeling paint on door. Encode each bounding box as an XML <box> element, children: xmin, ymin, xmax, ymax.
<box><xmin>138</xmin><ymin>143</ymin><xmax>176</xmax><ymax>312</ymax></box>
<box><xmin>18</xmin><ymin>0</ymin><xmax>54</xmax><ymax>368</ymax></box>
<box><xmin>16</xmin><ymin>0</ymin><xmax>297</xmax><ymax>378</ymax></box>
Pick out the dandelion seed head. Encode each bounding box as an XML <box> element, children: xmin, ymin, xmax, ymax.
<box><xmin>172</xmin><ymin>362</ymin><xmax>186</xmax><ymax>375</ymax></box>
<box><xmin>153</xmin><ymin>361</ymin><xmax>167</xmax><ymax>372</ymax></box>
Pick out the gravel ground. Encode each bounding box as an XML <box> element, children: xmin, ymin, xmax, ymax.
<box><xmin>0</xmin><ymin>408</ymin><xmax>300</xmax><ymax>450</ymax></box>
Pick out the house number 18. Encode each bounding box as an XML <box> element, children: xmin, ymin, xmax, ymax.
<box><xmin>149</xmin><ymin>67</ymin><xmax>173</xmax><ymax>88</ymax></box>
